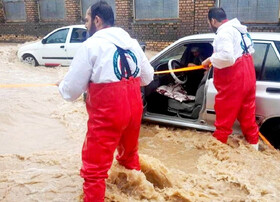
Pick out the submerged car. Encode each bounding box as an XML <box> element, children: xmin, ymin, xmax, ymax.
<box><xmin>17</xmin><ymin>25</ymin><xmax>87</xmax><ymax>66</ymax></box>
<box><xmin>17</xmin><ymin>25</ymin><xmax>146</xmax><ymax>67</ymax></box>
<box><xmin>143</xmin><ymin>32</ymin><xmax>280</xmax><ymax>149</ymax></box>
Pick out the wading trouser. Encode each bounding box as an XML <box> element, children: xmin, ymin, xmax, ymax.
<box><xmin>213</xmin><ymin>54</ymin><xmax>259</xmax><ymax>144</ymax></box>
<box><xmin>80</xmin><ymin>77</ymin><xmax>143</xmax><ymax>202</ymax></box>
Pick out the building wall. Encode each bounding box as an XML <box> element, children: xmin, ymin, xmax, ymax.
<box><xmin>115</xmin><ymin>0</ymin><xmax>212</xmax><ymax>50</ymax></box>
<box><xmin>0</xmin><ymin>1</ymin><xmax>5</xmax><ymax>23</ymax></box>
<box><xmin>194</xmin><ymin>0</ymin><xmax>214</xmax><ymax>33</ymax></box>
<box><xmin>0</xmin><ymin>0</ymin><xmax>82</xmax><ymax>43</ymax></box>
<box><xmin>25</xmin><ymin>0</ymin><xmax>38</xmax><ymax>22</ymax></box>
<box><xmin>0</xmin><ymin>0</ymin><xmax>279</xmax><ymax>51</ymax></box>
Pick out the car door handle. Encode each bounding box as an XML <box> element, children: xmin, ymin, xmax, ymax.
<box><xmin>266</xmin><ymin>87</ymin><xmax>280</xmax><ymax>93</ymax></box>
<box><xmin>207</xmin><ymin>110</ymin><xmax>216</xmax><ymax>115</ymax></box>
<box><xmin>60</xmin><ymin>45</ymin><xmax>65</xmax><ymax>48</ymax></box>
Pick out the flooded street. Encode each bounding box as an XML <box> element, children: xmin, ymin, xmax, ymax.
<box><xmin>1</xmin><ymin>43</ymin><xmax>280</xmax><ymax>201</ymax></box>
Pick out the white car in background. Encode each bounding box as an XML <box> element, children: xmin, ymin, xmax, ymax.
<box><xmin>143</xmin><ymin>32</ymin><xmax>280</xmax><ymax>149</ymax></box>
<box><xmin>17</xmin><ymin>25</ymin><xmax>87</xmax><ymax>66</ymax></box>
<box><xmin>17</xmin><ymin>25</ymin><xmax>146</xmax><ymax>67</ymax></box>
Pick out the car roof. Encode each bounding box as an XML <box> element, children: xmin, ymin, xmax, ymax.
<box><xmin>150</xmin><ymin>32</ymin><xmax>280</xmax><ymax>62</ymax></box>
<box><xmin>250</xmin><ymin>32</ymin><xmax>280</xmax><ymax>41</ymax></box>
<box><xmin>59</xmin><ymin>24</ymin><xmax>86</xmax><ymax>29</ymax></box>
<box><xmin>43</xmin><ymin>24</ymin><xmax>86</xmax><ymax>39</ymax></box>
<box><xmin>177</xmin><ymin>32</ymin><xmax>280</xmax><ymax>43</ymax></box>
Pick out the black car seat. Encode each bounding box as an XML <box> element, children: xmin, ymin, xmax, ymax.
<box><xmin>167</xmin><ymin>72</ymin><xmax>208</xmax><ymax>119</ymax></box>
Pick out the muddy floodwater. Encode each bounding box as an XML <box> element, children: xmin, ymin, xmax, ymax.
<box><xmin>1</xmin><ymin>43</ymin><xmax>280</xmax><ymax>202</ymax></box>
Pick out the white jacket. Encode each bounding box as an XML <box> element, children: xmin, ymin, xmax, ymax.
<box><xmin>210</xmin><ymin>18</ymin><xmax>254</xmax><ymax>69</ymax></box>
<box><xmin>59</xmin><ymin>27</ymin><xmax>154</xmax><ymax>101</ymax></box>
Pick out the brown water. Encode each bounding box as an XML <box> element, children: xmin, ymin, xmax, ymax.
<box><xmin>1</xmin><ymin>43</ymin><xmax>280</xmax><ymax>202</ymax></box>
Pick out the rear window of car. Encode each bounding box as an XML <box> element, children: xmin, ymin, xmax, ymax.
<box><xmin>253</xmin><ymin>43</ymin><xmax>268</xmax><ymax>80</ymax></box>
<box><xmin>70</xmin><ymin>28</ymin><xmax>87</xmax><ymax>43</ymax></box>
<box><xmin>261</xmin><ymin>44</ymin><xmax>280</xmax><ymax>82</ymax></box>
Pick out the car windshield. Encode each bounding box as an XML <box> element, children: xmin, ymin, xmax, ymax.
<box><xmin>153</xmin><ymin>45</ymin><xmax>186</xmax><ymax>67</ymax></box>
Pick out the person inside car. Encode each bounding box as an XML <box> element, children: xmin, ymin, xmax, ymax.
<box><xmin>185</xmin><ymin>46</ymin><xmax>206</xmax><ymax>95</ymax></box>
<box><xmin>202</xmin><ymin>7</ymin><xmax>259</xmax><ymax>150</ymax></box>
<box><xmin>187</xmin><ymin>47</ymin><xmax>204</xmax><ymax>67</ymax></box>
<box><xmin>58</xmin><ymin>1</ymin><xmax>154</xmax><ymax>201</ymax></box>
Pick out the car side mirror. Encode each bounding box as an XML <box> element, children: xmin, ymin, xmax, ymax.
<box><xmin>42</xmin><ymin>38</ymin><xmax>47</xmax><ymax>44</ymax></box>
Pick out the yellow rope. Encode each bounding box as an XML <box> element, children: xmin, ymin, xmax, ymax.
<box><xmin>154</xmin><ymin>65</ymin><xmax>205</xmax><ymax>75</ymax></box>
<box><xmin>1</xmin><ymin>64</ymin><xmax>207</xmax><ymax>88</ymax></box>
<box><xmin>259</xmin><ymin>132</ymin><xmax>274</xmax><ymax>149</ymax></box>
<box><xmin>0</xmin><ymin>83</ymin><xmax>56</xmax><ymax>88</ymax></box>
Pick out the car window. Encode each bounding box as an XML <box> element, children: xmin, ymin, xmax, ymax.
<box><xmin>70</xmin><ymin>28</ymin><xmax>87</xmax><ymax>43</ymax></box>
<box><xmin>275</xmin><ymin>41</ymin><xmax>280</xmax><ymax>53</ymax></box>
<box><xmin>261</xmin><ymin>44</ymin><xmax>280</xmax><ymax>82</ymax></box>
<box><xmin>46</xmin><ymin>28</ymin><xmax>69</xmax><ymax>44</ymax></box>
<box><xmin>154</xmin><ymin>45</ymin><xmax>186</xmax><ymax>66</ymax></box>
<box><xmin>252</xmin><ymin>43</ymin><xmax>268</xmax><ymax>80</ymax></box>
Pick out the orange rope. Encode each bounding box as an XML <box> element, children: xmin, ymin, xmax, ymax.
<box><xmin>259</xmin><ymin>132</ymin><xmax>274</xmax><ymax>149</ymax></box>
<box><xmin>1</xmin><ymin>64</ymin><xmax>207</xmax><ymax>88</ymax></box>
<box><xmin>0</xmin><ymin>83</ymin><xmax>56</xmax><ymax>88</ymax></box>
<box><xmin>154</xmin><ymin>65</ymin><xmax>205</xmax><ymax>75</ymax></box>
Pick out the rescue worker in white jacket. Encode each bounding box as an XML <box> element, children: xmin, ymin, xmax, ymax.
<box><xmin>202</xmin><ymin>8</ymin><xmax>259</xmax><ymax>150</ymax></box>
<box><xmin>58</xmin><ymin>1</ymin><xmax>154</xmax><ymax>201</ymax></box>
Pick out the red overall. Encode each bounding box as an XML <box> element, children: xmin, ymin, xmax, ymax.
<box><xmin>213</xmin><ymin>53</ymin><xmax>259</xmax><ymax>144</ymax></box>
<box><xmin>80</xmin><ymin>77</ymin><xmax>143</xmax><ymax>202</ymax></box>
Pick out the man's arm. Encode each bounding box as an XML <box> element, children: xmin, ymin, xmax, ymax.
<box><xmin>210</xmin><ymin>32</ymin><xmax>235</xmax><ymax>69</ymax></box>
<box><xmin>59</xmin><ymin>45</ymin><xmax>93</xmax><ymax>101</ymax></box>
<box><xmin>139</xmin><ymin>51</ymin><xmax>154</xmax><ymax>86</ymax></box>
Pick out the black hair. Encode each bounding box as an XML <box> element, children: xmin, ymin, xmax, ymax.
<box><xmin>208</xmin><ymin>7</ymin><xmax>227</xmax><ymax>22</ymax></box>
<box><xmin>90</xmin><ymin>1</ymin><xmax>114</xmax><ymax>26</ymax></box>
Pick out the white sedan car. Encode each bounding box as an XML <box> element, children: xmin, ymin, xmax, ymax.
<box><xmin>143</xmin><ymin>32</ymin><xmax>280</xmax><ymax>149</ymax></box>
<box><xmin>17</xmin><ymin>25</ymin><xmax>87</xmax><ymax>66</ymax></box>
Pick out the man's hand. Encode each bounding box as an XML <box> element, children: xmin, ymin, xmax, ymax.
<box><xmin>202</xmin><ymin>57</ymin><xmax>211</xmax><ymax>70</ymax></box>
<box><xmin>56</xmin><ymin>80</ymin><xmax>62</xmax><ymax>86</ymax></box>
<box><xmin>187</xmin><ymin>63</ymin><xmax>196</xmax><ymax>67</ymax></box>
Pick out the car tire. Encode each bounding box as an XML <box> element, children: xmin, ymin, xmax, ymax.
<box><xmin>260</xmin><ymin>118</ymin><xmax>280</xmax><ymax>149</ymax></box>
<box><xmin>23</xmin><ymin>54</ymin><xmax>38</xmax><ymax>66</ymax></box>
